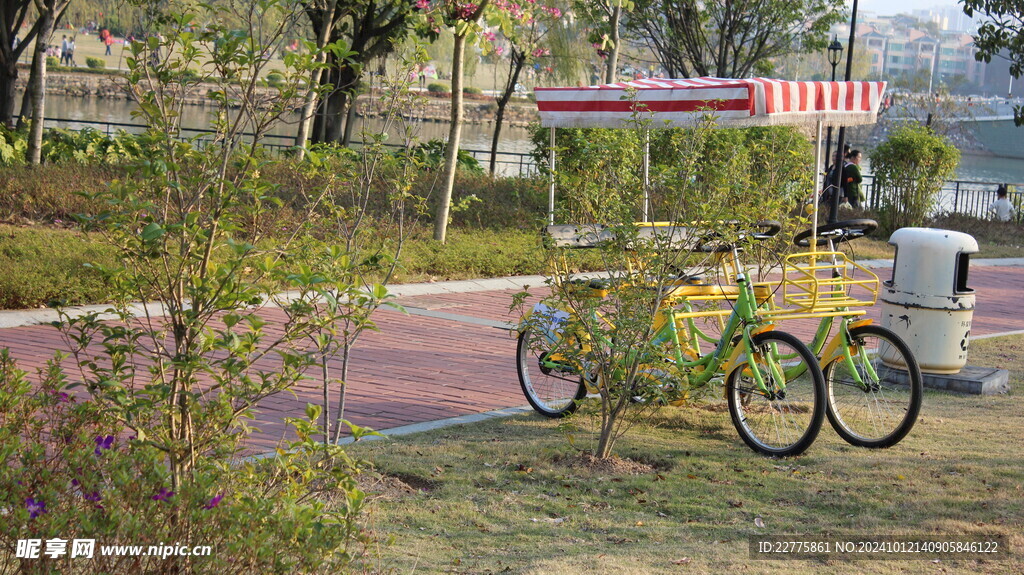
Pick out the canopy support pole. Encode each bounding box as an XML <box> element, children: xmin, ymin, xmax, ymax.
<box><xmin>642</xmin><ymin>129</ymin><xmax>650</xmax><ymax>222</ymax></box>
<box><xmin>812</xmin><ymin>119</ymin><xmax>822</xmax><ymax>248</ymax></box>
<box><xmin>548</xmin><ymin>126</ymin><xmax>556</xmax><ymax>225</ymax></box>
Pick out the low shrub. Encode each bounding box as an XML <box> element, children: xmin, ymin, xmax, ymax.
<box><xmin>265</xmin><ymin>72</ymin><xmax>284</xmax><ymax>86</ymax></box>
<box><xmin>85</xmin><ymin>57</ymin><xmax>105</xmax><ymax>70</ymax></box>
<box><xmin>0</xmin><ymin>164</ymin><xmax>115</xmax><ymax>221</ymax></box>
<box><xmin>407</xmin><ymin>139</ymin><xmax>483</xmax><ymax>174</ymax></box>
<box><xmin>0</xmin><ymin>225</ymin><xmax>117</xmax><ymax>309</ymax></box>
<box><xmin>46</xmin><ymin>56</ymin><xmax>60</xmax><ymax>68</ymax></box>
<box><xmin>0</xmin><ymin>352</ymin><xmax>375</xmax><ymax>574</ymax></box>
<box><xmin>426</xmin><ymin>82</ymin><xmax>449</xmax><ymax>94</ymax></box>
<box><xmin>463</xmin><ymin>86</ymin><xmax>482</xmax><ymax>95</ymax></box>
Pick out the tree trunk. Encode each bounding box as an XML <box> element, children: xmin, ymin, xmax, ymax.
<box><xmin>16</xmin><ymin>82</ymin><xmax>32</xmax><ymax>129</ymax></box>
<box><xmin>433</xmin><ymin>32</ymin><xmax>467</xmax><ymax>244</ymax></box>
<box><xmin>295</xmin><ymin>0</ymin><xmax>338</xmax><ymax>160</ymax></box>
<box><xmin>0</xmin><ymin>63</ymin><xmax>17</xmax><ymax>128</ymax></box>
<box><xmin>604</xmin><ymin>4</ymin><xmax>622</xmax><ymax>83</ymax></box>
<box><xmin>489</xmin><ymin>51</ymin><xmax>524</xmax><ymax>176</ymax></box>
<box><xmin>341</xmin><ymin>93</ymin><xmax>358</xmax><ymax>146</ymax></box>
<box><xmin>26</xmin><ymin>14</ymin><xmax>54</xmax><ymax>165</ymax></box>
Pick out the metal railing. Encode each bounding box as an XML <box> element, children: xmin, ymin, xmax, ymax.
<box><xmin>41</xmin><ymin>116</ymin><xmax>539</xmax><ymax>177</ymax></box>
<box><xmin>864</xmin><ymin>174</ymin><xmax>1022</xmax><ymax>223</ymax></box>
<box><xmin>37</xmin><ymin>116</ymin><xmax>1023</xmax><ymax>221</ymax></box>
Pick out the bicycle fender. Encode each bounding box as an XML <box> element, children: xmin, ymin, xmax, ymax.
<box><xmin>721</xmin><ymin>324</ymin><xmax>775</xmax><ymax>375</ymax></box>
<box><xmin>721</xmin><ymin>344</ymin><xmax>748</xmax><ymax>377</ymax></box>
<box><xmin>820</xmin><ymin>318</ymin><xmax>873</xmax><ymax>365</ymax></box>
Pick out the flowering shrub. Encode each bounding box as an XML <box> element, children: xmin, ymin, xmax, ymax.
<box><xmin>0</xmin><ymin>351</ymin><xmax>372</xmax><ymax>573</ymax></box>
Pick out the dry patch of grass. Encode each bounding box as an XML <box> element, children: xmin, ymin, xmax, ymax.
<box><xmin>347</xmin><ymin>336</ymin><xmax>1024</xmax><ymax>574</ymax></box>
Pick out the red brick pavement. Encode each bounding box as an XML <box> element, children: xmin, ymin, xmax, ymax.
<box><xmin>0</xmin><ymin>264</ymin><xmax>1018</xmax><ymax>452</ymax></box>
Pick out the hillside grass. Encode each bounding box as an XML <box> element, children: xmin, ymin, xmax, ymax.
<box><xmin>0</xmin><ymin>163</ymin><xmax>1022</xmax><ymax>310</ymax></box>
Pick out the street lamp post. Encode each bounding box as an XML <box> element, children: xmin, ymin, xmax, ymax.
<box><xmin>829</xmin><ymin>0</ymin><xmax>860</xmax><ymax>223</ymax></box>
<box><xmin>824</xmin><ymin>36</ymin><xmax>844</xmax><ymax>180</ymax></box>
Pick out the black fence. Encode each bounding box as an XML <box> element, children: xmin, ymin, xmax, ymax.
<box><xmin>41</xmin><ymin>116</ymin><xmax>538</xmax><ymax>177</ymax></box>
<box><xmin>36</xmin><ymin>117</ymin><xmax>1021</xmax><ymax>221</ymax></box>
<box><xmin>863</xmin><ymin>174</ymin><xmax>1022</xmax><ymax>224</ymax></box>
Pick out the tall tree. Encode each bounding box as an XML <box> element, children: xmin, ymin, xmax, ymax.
<box><xmin>26</xmin><ymin>0</ymin><xmax>72</xmax><ymax>165</ymax></box>
<box><xmin>294</xmin><ymin>0</ymin><xmax>339</xmax><ymax>158</ymax></box>
<box><xmin>628</xmin><ymin>0</ymin><xmax>843</xmax><ymax>79</ymax></box>
<box><xmin>576</xmin><ymin>0</ymin><xmax>632</xmax><ymax>83</ymax></box>
<box><xmin>962</xmin><ymin>0</ymin><xmax>1024</xmax><ymax>124</ymax></box>
<box><xmin>0</xmin><ymin>1</ymin><xmax>42</xmax><ymax>127</ymax></box>
<box><xmin>415</xmin><ymin>0</ymin><xmax>500</xmax><ymax>243</ymax></box>
<box><xmin>304</xmin><ymin>0</ymin><xmax>414</xmax><ymax>145</ymax></box>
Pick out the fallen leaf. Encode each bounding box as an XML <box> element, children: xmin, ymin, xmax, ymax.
<box><xmin>672</xmin><ymin>557</ymin><xmax>691</xmax><ymax>565</ymax></box>
<box><xmin>727</xmin><ymin>500</ymin><xmax>743</xmax><ymax>508</ymax></box>
<box><xmin>754</xmin><ymin>517</ymin><xmax>765</xmax><ymax>528</ymax></box>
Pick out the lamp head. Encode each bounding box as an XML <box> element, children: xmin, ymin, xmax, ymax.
<box><xmin>827</xmin><ymin>36</ymin><xmax>844</xmax><ymax>67</ymax></box>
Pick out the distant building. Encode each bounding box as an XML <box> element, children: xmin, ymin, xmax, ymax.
<box><xmin>832</xmin><ymin>11</ymin><xmax>997</xmax><ymax>95</ymax></box>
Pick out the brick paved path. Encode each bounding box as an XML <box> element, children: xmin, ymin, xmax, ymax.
<box><xmin>0</xmin><ymin>264</ymin><xmax>1017</xmax><ymax>451</ymax></box>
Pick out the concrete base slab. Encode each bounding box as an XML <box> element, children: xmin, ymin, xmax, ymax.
<box><xmin>920</xmin><ymin>365</ymin><xmax>1010</xmax><ymax>395</ymax></box>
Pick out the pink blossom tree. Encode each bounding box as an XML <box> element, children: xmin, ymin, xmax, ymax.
<box><xmin>487</xmin><ymin>0</ymin><xmax>562</xmax><ymax>175</ymax></box>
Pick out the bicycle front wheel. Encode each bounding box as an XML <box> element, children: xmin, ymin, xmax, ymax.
<box><xmin>824</xmin><ymin>325</ymin><xmax>923</xmax><ymax>448</ymax></box>
<box><xmin>727</xmin><ymin>331</ymin><xmax>825</xmax><ymax>457</ymax></box>
<box><xmin>516</xmin><ymin>327</ymin><xmax>587</xmax><ymax>418</ymax></box>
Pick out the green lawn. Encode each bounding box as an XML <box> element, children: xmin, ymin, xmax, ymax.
<box><xmin>343</xmin><ymin>335</ymin><xmax>1023</xmax><ymax>574</ymax></box>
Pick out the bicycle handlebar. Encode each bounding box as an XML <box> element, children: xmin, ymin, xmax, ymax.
<box><xmin>792</xmin><ymin>219</ymin><xmax>878</xmax><ymax>248</ymax></box>
<box><xmin>696</xmin><ymin>220</ymin><xmax>783</xmax><ymax>253</ymax></box>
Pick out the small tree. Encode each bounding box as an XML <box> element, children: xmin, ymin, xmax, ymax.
<box><xmin>870</xmin><ymin>123</ymin><xmax>960</xmax><ymax>234</ymax></box>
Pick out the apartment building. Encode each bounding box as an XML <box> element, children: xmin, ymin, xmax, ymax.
<box><xmin>837</xmin><ymin>13</ymin><xmax>989</xmax><ymax>92</ymax></box>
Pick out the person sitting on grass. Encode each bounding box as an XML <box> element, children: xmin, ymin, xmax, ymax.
<box><xmin>989</xmin><ymin>184</ymin><xmax>1016</xmax><ymax>222</ymax></box>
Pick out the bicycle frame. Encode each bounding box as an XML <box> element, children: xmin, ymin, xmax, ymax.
<box><xmin>522</xmin><ymin>247</ymin><xmax>785</xmax><ymax>399</ymax></box>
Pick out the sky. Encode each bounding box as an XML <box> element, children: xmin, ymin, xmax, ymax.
<box><xmin>856</xmin><ymin>0</ymin><xmax>963</xmax><ymax>17</ymax></box>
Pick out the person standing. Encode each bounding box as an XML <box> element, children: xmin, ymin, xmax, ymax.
<box><xmin>60</xmin><ymin>35</ymin><xmax>69</xmax><ymax>65</ymax></box>
<box><xmin>843</xmin><ymin>149</ymin><xmax>864</xmax><ymax>209</ymax></box>
<box><xmin>66</xmin><ymin>37</ymin><xmax>76</xmax><ymax>66</ymax></box>
<box><xmin>989</xmin><ymin>184</ymin><xmax>1015</xmax><ymax>222</ymax></box>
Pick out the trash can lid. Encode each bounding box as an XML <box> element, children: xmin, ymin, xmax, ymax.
<box><xmin>888</xmin><ymin>227</ymin><xmax>979</xmax><ymax>254</ymax></box>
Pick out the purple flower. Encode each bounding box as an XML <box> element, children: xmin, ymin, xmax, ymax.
<box><xmin>47</xmin><ymin>389</ymin><xmax>71</xmax><ymax>403</ymax></box>
<box><xmin>84</xmin><ymin>491</ymin><xmax>102</xmax><ymax>503</ymax></box>
<box><xmin>25</xmin><ymin>498</ymin><xmax>47</xmax><ymax>519</ymax></box>
<box><xmin>203</xmin><ymin>493</ymin><xmax>225</xmax><ymax>510</ymax></box>
<box><xmin>94</xmin><ymin>435</ymin><xmax>115</xmax><ymax>456</ymax></box>
<box><xmin>151</xmin><ymin>487</ymin><xmax>175</xmax><ymax>502</ymax></box>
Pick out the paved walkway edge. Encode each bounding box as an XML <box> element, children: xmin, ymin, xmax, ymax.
<box><xmin>1</xmin><ymin>258</ymin><xmax>1022</xmax><ymax>329</ymax></box>
<box><xmin>248</xmin><ymin>405</ymin><xmax>536</xmax><ymax>459</ymax></box>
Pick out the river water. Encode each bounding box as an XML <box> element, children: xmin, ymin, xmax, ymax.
<box><xmin>29</xmin><ymin>94</ymin><xmax>1024</xmax><ymax>183</ymax></box>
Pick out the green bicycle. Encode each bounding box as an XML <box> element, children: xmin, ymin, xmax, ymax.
<box><xmin>517</xmin><ymin>222</ymin><xmax>828</xmax><ymax>457</ymax></box>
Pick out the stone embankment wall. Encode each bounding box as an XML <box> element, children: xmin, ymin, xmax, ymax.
<box><xmin>16</xmin><ymin>70</ymin><xmax>540</xmax><ymax>126</ymax></box>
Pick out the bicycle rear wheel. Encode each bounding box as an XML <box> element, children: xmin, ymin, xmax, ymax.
<box><xmin>823</xmin><ymin>325</ymin><xmax>923</xmax><ymax>448</ymax></box>
<box><xmin>726</xmin><ymin>331</ymin><xmax>825</xmax><ymax>457</ymax></box>
<box><xmin>516</xmin><ymin>327</ymin><xmax>588</xmax><ymax>418</ymax></box>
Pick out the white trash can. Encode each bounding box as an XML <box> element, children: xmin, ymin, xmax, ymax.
<box><xmin>880</xmin><ymin>228</ymin><xmax>979</xmax><ymax>374</ymax></box>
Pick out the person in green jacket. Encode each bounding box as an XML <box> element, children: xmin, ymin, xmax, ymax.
<box><xmin>842</xmin><ymin>149</ymin><xmax>864</xmax><ymax>209</ymax></box>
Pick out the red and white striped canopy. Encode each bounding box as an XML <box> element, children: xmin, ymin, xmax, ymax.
<box><xmin>535</xmin><ymin>77</ymin><xmax>887</xmax><ymax>129</ymax></box>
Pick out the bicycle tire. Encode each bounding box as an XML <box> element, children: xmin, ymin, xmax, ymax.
<box><xmin>516</xmin><ymin>327</ymin><xmax>588</xmax><ymax>418</ymax></box>
<box><xmin>726</xmin><ymin>331</ymin><xmax>825</xmax><ymax>457</ymax></box>
<box><xmin>823</xmin><ymin>325</ymin><xmax>923</xmax><ymax>448</ymax></box>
